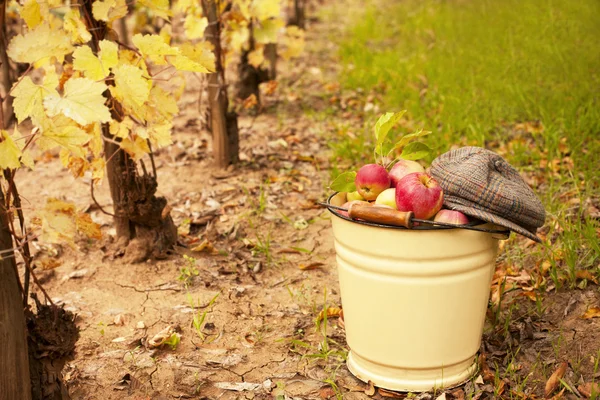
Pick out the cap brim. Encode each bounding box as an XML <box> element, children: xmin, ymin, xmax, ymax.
<box><xmin>444</xmin><ymin>199</ymin><xmax>543</xmax><ymax>243</ymax></box>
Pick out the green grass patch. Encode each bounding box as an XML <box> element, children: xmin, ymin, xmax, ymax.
<box><xmin>332</xmin><ymin>0</ymin><xmax>600</xmax><ymax>284</ymax></box>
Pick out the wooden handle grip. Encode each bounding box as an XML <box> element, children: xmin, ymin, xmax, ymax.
<box><xmin>348</xmin><ymin>203</ymin><xmax>414</xmax><ymax>228</ymax></box>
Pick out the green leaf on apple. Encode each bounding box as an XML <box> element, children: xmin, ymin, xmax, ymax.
<box><xmin>330</xmin><ymin>171</ymin><xmax>357</xmax><ymax>192</ymax></box>
<box><xmin>391</xmin><ymin>129</ymin><xmax>431</xmax><ymax>153</ymax></box>
<box><xmin>374</xmin><ymin>111</ymin><xmax>407</xmax><ymax>155</ymax></box>
<box><xmin>401</xmin><ymin>142</ymin><xmax>432</xmax><ymax>160</ymax></box>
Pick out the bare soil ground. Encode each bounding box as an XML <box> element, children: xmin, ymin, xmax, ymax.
<box><xmin>16</xmin><ymin>3</ymin><xmax>600</xmax><ymax>399</ymax></box>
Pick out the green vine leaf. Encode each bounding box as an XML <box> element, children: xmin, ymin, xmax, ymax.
<box><xmin>401</xmin><ymin>142</ymin><xmax>432</xmax><ymax>161</ymax></box>
<box><xmin>330</xmin><ymin>171</ymin><xmax>357</xmax><ymax>193</ymax></box>
<box><xmin>391</xmin><ymin>129</ymin><xmax>431</xmax><ymax>152</ymax></box>
<box><xmin>374</xmin><ymin>110</ymin><xmax>406</xmax><ymax>158</ymax></box>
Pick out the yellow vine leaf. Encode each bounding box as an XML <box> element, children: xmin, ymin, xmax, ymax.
<box><xmin>250</xmin><ymin>0</ymin><xmax>280</xmax><ymax>20</ymax></box>
<box><xmin>120</xmin><ymin>135</ymin><xmax>150</xmax><ymax>161</ymax></box>
<box><xmin>76</xmin><ymin>212</ymin><xmax>102</xmax><ymax>240</ymax></box>
<box><xmin>14</xmin><ymin>127</ymin><xmax>35</xmax><ymax>169</ymax></box>
<box><xmin>234</xmin><ymin>0</ymin><xmax>251</xmax><ymax>20</ymax></box>
<box><xmin>35</xmin><ymin>198</ymin><xmax>102</xmax><ymax>247</ymax></box>
<box><xmin>281</xmin><ymin>26</ymin><xmax>305</xmax><ymax>60</ymax></box>
<box><xmin>0</xmin><ymin>130</ymin><xmax>22</xmax><ymax>169</ymax></box>
<box><xmin>90</xmin><ymin>158</ymin><xmax>106</xmax><ymax>181</ymax></box>
<box><xmin>36</xmin><ymin>198</ymin><xmax>77</xmax><ymax>246</ymax></box>
<box><xmin>110</xmin><ymin>64</ymin><xmax>151</xmax><ymax>114</ymax></box>
<box><xmin>183</xmin><ymin>8</ymin><xmax>207</xmax><ymax>40</ymax></box>
<box><xmin>20</xmin><ymin>0</ymin><xmax>46</xmax><ymax>29</ymax></box>
<box><xmin>254</xmin><ymin>18</ymin><xmax>284</xmax><ymax>44</ymax></box>
<box><xmin>248</xmin><ymin>47</ymin><xmax>264</xmax><ymax>68</ymax></box>
<box><xmin>132</xmin><ymin>33</ymin><xmax>178</xmax><ymax>65</ymax></box>
<box><xmin>144</xmin><ymin>86</ymin><xmax>179</xmax><ymax>122</ymax></box>
<box><xmin>86</xmin><ymin>123</ymin><xmax>104</xmax><ymax>158</ymax></box>
<box><xmin>147</xmin><ymin>123</ymin><xmax>172</xmax><ymax>148</ymax></box>
<box><xmin>117</xmin><ymin>49</ymin><xmax>148</xmax><ymax>75</ymax></box>
<box><xmin>133</xmin><ymin>125</ymin><xmax>149</xmax><ymax>140</ymax></box>
<box><xmin>228</xmin><ymin>27</ymin><xmax>250</xmax><ymax>54</ymax></box>
<box><xmin>92</xmin><ymin>0</ymin><xmax>128</xmax><ymax>22</ymax></box>
<box><xmin>11</xmin><ymin>71</ymin><xmax>59</xmax><ymax>125</ymax></box>
<box><xmin>73</xmin><ymin>40</ymin><xmax>118</xmax><ymax>81</ymax></box>
<box><xmin>7</xmin><ymin>22</ymin><xmax>73</xmax><ymax>67</ymax></box>
<box><xmin>63</xmin><ymin>9</ymin><xmax>92</xmax><ymax>44</ymax></box>
<box><xmin>11</xmin><ymin>77</ymin><xmax>47</xmax><ymax>124</ymax></box>
<box><xmin>109</xmin><ymin>117</ymin><xmax>134</xmax><ymax>139</ymax></box>
<box><xmin>170</xmin><ymin>42</ymin><xmax>215</xmax><ymax>73</ymax></box>
<box><xmin>44</xmin><ymin>78</ymin><xmax>111</xmax><ymax>125</ymax></box>
<box><xmin>174</xmin><ymin>0</ymin><xmax>193</xmax><ymax>13</ymax></box>
<box><xmin>43</xmin><ymin>65</ymin><xmax>60</xmax><ymax>92</ymax></box>
<box><xmin>37</xmin><ymin>115</ymin><xmax>92</xmax><ymax>158</ymax></box>
<box><xmin>159</xmin><ymin>25</ymin><xmax>172</xmax><ymax>44</ymax></box>
<box><xmin>138</xmin><ymin>0</ymin><xmax>172</xmax><ymax>20</ymax></box>
<box><xmin>60</xmin><ymin>150</ymin><xmax>88</xmax><ymax>178</ymax></box>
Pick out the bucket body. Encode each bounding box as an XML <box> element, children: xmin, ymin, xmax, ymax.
<box><xmin>331</xmin><ymin>214</ymin><xmax>498</xmax><ymax>392</ymax></box>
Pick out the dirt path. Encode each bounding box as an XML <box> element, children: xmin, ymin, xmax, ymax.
<box><xmin>16</xmin><ymin>2</ymin><xmax>600</xmax><ymax>399</ymax></box>
<box><xmin>16</xmin><ymin>5</ymin><xmax>372</xmax><ymax>399</ymax></box>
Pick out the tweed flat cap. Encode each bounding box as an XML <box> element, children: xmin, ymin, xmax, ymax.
<box><xmin>430</xmin><ymin>146</ymin><xmax>546</xmax><ymax>242</ymax></box>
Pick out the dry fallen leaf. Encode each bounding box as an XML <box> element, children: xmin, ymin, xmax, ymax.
<box><xmin>299</xmin><ymin>262</ymin><xmax>324</xmax><ymax>270</ymax></box>
<box><xmin>582</xmin><ymin>307</ymin><xmax>600</xmax><ymax>319</ymax></box>
<box><xmin>191</xmin><ymin>239</ymin><xmax>216</xmax><ymax>254</ymax></box>
<box><xmin>318</xmin><ymin>387</ymin><xmax>336</xmax><ymax>399</ymax></box>
<box><xmin>575</xmin><ymin>270</ymin><xmax>599</xmax><ymax>285</ymax></box>
<box><xmin>545</xmin><ymin>362</ymin><xmax>568</xmax><ymax>398</ymax></box>
<box><xmin>264</xmin><ymin>80</ymin><xmax>278</xmax><ymax>95</ymax></box>
<box><xmin>520</xmin><ymin>291</ymin><xmax>538</xmax><ymax>302</ymax></box>
<box><xmin>364</xmin><ymin>380</ymin><xmax>375</xmax><ymax>396</ymax></box>
<box><xmin>113</xmin><ymin>314</ymin><xmax>126</xmax><ymax>326</ymax></box>
<box><xmin>37</xmin><ymin>257</ymin><xmax>62</xmax><ymax>270</ymax></box>
<box><xmin>578</xmin><ymin>382</ymin><xmax>600</xmax><ymax>398</ymax></box>
<box><xmin>147</xmin><ymin>325</ymin><xmax>175</xmax><ymax>348</ymax></box>
<box><xmin>378</xmin><ymin>388</ymin><xmax>403</xmax><ymax>398</ymax></box>
<box><xmin>479</xmin><ymin>354</ymin><xmax>495</xmax><ymax>383</ymax></box>
<box><xmin>450</xmin><ymin>388</ymin><xmax>465</xmax><ymax>400</ymax></box>
<box><xmin>495</xmin><ymin>380</ymin><xmax>506</xmax><ymax>396</ymax></box>
<box><xmin>242</xmin><ymin>94</ymin><xmax>258</xmax><ymax>109</ymax></box>
<box><xmin>317</xmin><ymin>307</ymin><xmax>342</xmax><ymax>324</ymax></box>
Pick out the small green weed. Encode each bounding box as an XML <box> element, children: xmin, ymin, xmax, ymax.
<box><xmin>178</xmin><ymin>255</ymin><xmax>199</xmax><ymax>287</ymax></box>
<box><xmin>188</xmin><ymin>291</ymin><xmax>220</xmax><ymax>342</ymax></box>
<box><xmin>164</xmin><ymin>332</ymin><xmax>181</xmax><ymax>350</ymax></box>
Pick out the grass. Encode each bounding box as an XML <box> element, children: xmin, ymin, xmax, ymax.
<box><xmin>331</xmin><ymin>0</ymin><xmax>600</xmax><ymax>285</ymax></box>
<box><xmin>189</xmin><ymin>291</ymin><xmax>219</xmax><ymax>342</ymax></box>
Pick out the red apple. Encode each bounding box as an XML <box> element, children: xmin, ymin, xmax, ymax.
<box><xmin>395</xmin><ymin>172</ymin><xmax>444</xmax><ymax>220</ymax></box>
<box><xmin>433</xmin><ymin>209</ymin><xmax>469</xmax><ymax>225</ymax></box>
<box><xmin>389</xmin><ymin>159</ymin><xmax>425</xmax><ymax>187</ymax></box>
<box><xmin>375</xmin><ymin>188</ymin><xmax>397</xmax><ymax>209</ymax></box>
<box><xmin>355</xmin><ymin>164</ymin><xmax>390</xmax><ymax>201</ymax></box>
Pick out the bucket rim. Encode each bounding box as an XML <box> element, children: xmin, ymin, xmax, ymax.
<box><xmin>326</xmin><ymin>192</ymin><xmax>510</xmax><ymax>236</ymax></box>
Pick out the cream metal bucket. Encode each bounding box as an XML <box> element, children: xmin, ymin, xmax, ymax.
<box><xmin>329</xmin><ymin>206</ymin><xmax>499</xmax><ymax>392</ymax></box>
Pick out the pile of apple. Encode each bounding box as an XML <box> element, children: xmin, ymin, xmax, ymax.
<box><xmin>339</xmin><ymin>160</ymin><xmax>469</xmax><ymax>225</ymax></box>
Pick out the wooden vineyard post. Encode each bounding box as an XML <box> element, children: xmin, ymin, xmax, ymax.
<box><xmin>288</xmin><ymin>0</ymin><xmax>305</xmax><ymax>29</ymax></box>
<box><xmin>265</xmin><ymin>43</ymin><xmax>277</xmax><ymax>80</ymax></box>
<box><xmin>0</xmin><ymin>2</ymin><xmax>32</xmax><ymax>394</ymax></box>
<box><xmin>202</xmin><ymin>0</ymin><xmax>239</xmax><ymax>167</ymax></box>
<box><xmin>0</xmin><ymin>185</ymin><xmax>33</xmax><ymax>400</ymax></box>
<box><xmin>0</xmin><ymin>0</ymin><xmax>15</xmax><ymax>128</ymax></box>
